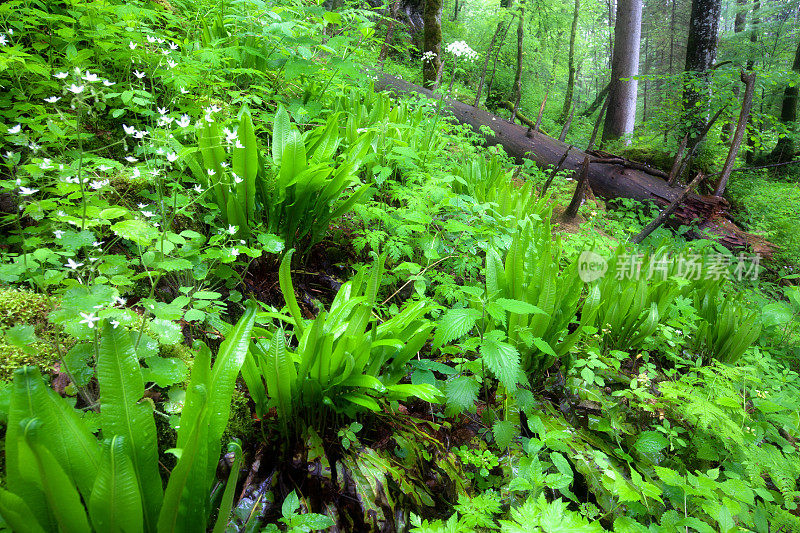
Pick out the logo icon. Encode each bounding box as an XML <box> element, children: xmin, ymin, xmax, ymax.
<box><xmin>578</xmin><ymin>251</ymin><xmax>607</xmax><ymax>282</ymax></box>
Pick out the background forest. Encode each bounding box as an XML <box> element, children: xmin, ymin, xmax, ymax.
<box><xmin>0</xmin><ymin>0</ymin><xmax>799</xmax><ymax>531</ymax></box>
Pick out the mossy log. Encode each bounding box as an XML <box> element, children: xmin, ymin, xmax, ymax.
<box><xmin>373</xmin><ymin>73</ymin><xmax>774</xmax><ymax>257</ymax></box>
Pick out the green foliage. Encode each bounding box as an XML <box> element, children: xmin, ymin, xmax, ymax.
<box><xmin>262</xmin><ymin>490</ymin><xmax>335</xmax><ymax>533</ymax></box>
<box><xmin>242</xmin><ymin>250</ymin><xmax>441</xmax><ymax>439</ymax></box>
<box><xmin>0</xmin><ymin>304</ymin><xmax>256</xmax><ymax>532</ymax></box>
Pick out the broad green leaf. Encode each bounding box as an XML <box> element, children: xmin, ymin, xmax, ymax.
<box><xmin>98</xmin><ymin>323</ymin><xmax>163</xmax><ymax>532</ymax></box>
<box><xmin>272</xmin><ymin>106</ymin><xmax>291</xmax><ymax>165</ymax></box>
<box><xmin>111</xmin><ymin>220</ymin><xmax>159</xmax><ymax>246</ymax></box>
<box><xmin>445</xmin><ymin>376</ymin><xmax>480</xmax><ymax>413</ymax></box>
<box><xmin>89</xmin><ymin>436</ymin><xmax>144</xmax><ymax>533</ymax></box>
<box><xmin>493</xmin><ymin>420</ymin><xmax>517</xmax><ymax>449</ymax></box>
<box><xmin>0</xmin><ymin>487</ymin><xmax>47</xmax><ymax>533</ymax></box>
<box><xmin>496</xmin><ymin>298</ymin><xmax>547</xmax><ymax>316</ymax></box>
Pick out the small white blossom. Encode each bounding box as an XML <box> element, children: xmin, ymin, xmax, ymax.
<box><xmin>133</xmin><ymin>70</ymin><xmax>145</xmax><ymax>79</ymax></box>
<box><xmin>129</xmin><ymin>41</ymin><xmax>137</xmax><ymax>49</ymax></box>
<box><xmin>230</xmin><ymin>247</ymin><xmax>240</xmax><ymax>257</ymax></box>
<box><xmin>193</xmin><ymin>184</ymin><xmax>203</xmax><ymax>193</ymax></box>
<box><xmin>65</xmin><ymin>258</ymin><xmax>84</xmax><ymax>269</ymax></box>
<box><xmin>28</xmin><ymin>142</ymin><xmax>40</xmax><ymax>152</ymax></box>
<box><xmin>166</xmin><ymin>152</ymin><xmax>178</xmax><ymax>162</ymax></box>
<box><xmin>103</xmin><ymin>79</ymin><xmax>115</xmax><ymax>86</ymax></box>
<box><xmin>207</xmin><ymin>168</ymin><xmax>216</xmax><ymax>176</ymax></box>
<box><xmin>54</xmin><ymin>71</ymin><xmax>69</xmax><ymax>79</ymax></box>
<box><xmin>123</xmin><ymin>124</ymin><xmax>136</xmax><ymax>135</ymax></box>
<box><xmin>138</xmin><ymin>203</ymin><xmax>148</xmax><ymax>209</ymax></box>
<box><xmin>125</xmin><ymin>156</ymin><xmax>138</xmax><ymax>163</ymax></box>
<box><xmin>233</xmin><ymin>174</ymin><xmax>243</xmax><ymax>184</ymax></box>
<box><xmin>227</xmin><ymin>224</ymin><xmax>237</xmax><ymax>235</ymax></box>
<box><xmin>235</xmin><ymin>139</ymin><xmax>244</xmax><ymax>149</ymax></box>
<box><xmin>79</xmin><ymin>312</ymin><xmax>100</xmax><ymax>328</ymax></box>
<box><xmin>93</xmin><ymin>241</ymin><xmax>103</xmax><ymax>247</ymax></box>
<box><xmin>113</xmin><ymin>296</ymin><xmax>127</xmax><ymax>306</ymax></box>
<box><xmin>98</xmin><ymin>164</ymin><xmax>112</xmax><ymax>172</ymax></box>
<box><xmin>157</xmin><ymin>106</ymin><xmax>168</xmax><ymax>115</ymax></box>
<box><xmin>132</xmin><ymin>168</ymin><xmax>141</xmax><ymax>178</ymax></box>
<box><xmin>177</xmin><ymin>114</ymin><xmax>191</xmax><ymax>128</ymax></box>
<box><xmin>90</xmin><ymin>179</ymin><xmax>109</xmax><ymax>190</ymax></box>
<box><xmin>110</xmin><ymin>320</ymin><xmax>120</xmax><ymax>329</ymax></box>
<box><xmin>180</xmin><ymin>87</ymin><xmax>189</xmax><ymax>94</ymax></box>
<box><xmin>82</xmin><ymin>71</ymin><xmax>100</xmax><ymax>83</ymax></box>
<box><xmin>0</xmin><ymin>34</ymin><xmax>8</xmax><ymax>47</ymax></box>
<box><xmin>3</xmin><ymin>150</ymin><xmax>14</xmax><ymax>159</ymax></box>
<box><xmin>19</xmin><ymin>186</ymin><xmax>38</xmax><ymax>195</ymax></box>
<box><xmin>166</xmin><ymin>60</ymin><xmax>177</xmax><ymax>69</ymax></box>
<box><xmin>54</xmin><ymin>230</ymin><xmax>65</xmax><ymax>239</ymax></box>
<box><xmin>39</xmin><ymin>158</ymin><xmax>53</xmax><ymax>170</ymax></box>
<box><xmin>7</xmin><ymin>124</ymin><xmax>21</xmax><ymax>134</ymax></box>
<box><xmin>146</xmin><ymin>35</ymin><xmax>157</xmax><ymax>43</ymax></box>
<box><xmin>141</xmin><ymin>210</ymin><xmax>155</xmax><ymax>217</ymax></box>
<box><xmin>44</xmin><ymin>96</ymin><xmax>61</xmax><ymax>103</ymax></box>
<box><xmin>169</xmin><ymin>41</ymin><xmax>179</xmax><ymax>50</ymax></box>
<box><xmin>67</xmin><ymin>84</ymin><xmax>85</xmax><ymax>94</ymax></box>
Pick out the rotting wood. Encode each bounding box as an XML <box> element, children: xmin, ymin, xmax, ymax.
<box><xmin>373</xmin><ymin>72</ymin><xmax>775</xmax><ymax>257</ymax></box>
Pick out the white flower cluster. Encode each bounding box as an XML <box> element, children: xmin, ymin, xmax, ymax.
<box><xmin>421</xmin><ymin>51</ymin><xmax>438</xmax><ymax>63</ymax></box>
<box><xmin>446</xmin><ymin>40</ymin><xmax>478</xmax><ymax>61</ymax></box>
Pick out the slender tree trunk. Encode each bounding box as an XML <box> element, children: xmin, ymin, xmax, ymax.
<box><xmin>642</xmin><ymin>27</ymin><xmax>648</xmax><ymax>125</ymax></box>
<box><xmin>768</xmin><ymin>37</ymin><xmax>800</xmax><ymax>164</ymax></box>
<box><xmin>378</xmin><ymin>0</ymin><xmax>401</xmax><ymax>69</ymax></box>
<box><xmin>422</xmin><ymin>0</ymin><xmax>443</xmax><ymax>89</ymax></box>
<box><xmin>601</xmin><ymin>0</ymin><xmax>642</xmax><ymax>144</ymax></box>
<box><xmin>474</xmin><ymin>20</ymin><xmax>504</xmax><ymax>106</ymax></box>
<box><xmin>588</xmin><ymin>94</ymin><xmax>609</xmax><ymax>150</ymax></box>
<box><xmin>451</xmin><ymin>0</ymin><xmax>459</xmax><ymax>21</ymax></box>
<box><xmin>510</xmin><ymin>0</ymin><xmax>525</xmax><ymax>122</ymax></box>
<box><xmin>722</xmin><ymin>0</ymin><xmax>747</xmax><ymax>142</ymax></box>
<box><xmin>559</xmin><ymin>0</ymin><xmax>580</xmax><ymax>124</ymax></box>
<box><xmin>580</xmin><ymin>82</ymin><xmax>610</xmax><ymax>117</ymax></box>
<box><xmin>745</xmin><ymin>0</ymin><xmax>760</xmax><ymax>163</ymax></box>
<box><xmin>564</xmin><ymin>156</ymin><xmax>591</xmax><ymax>220</ymax></box>
<box><xmin>682</xmin><ymin>0</ymin><xmax>722</xmax><ymax>145</ymax></box>
<box><xmin>486</xmin><ymin>15</ymin><xmax>516</xmax><ymax>101</ymax></box>
<box><xmin>715</xmin><ymin>71</ymin><xmax>757</xmax><ymax>196</ymax></box>
<box><xmin>669</xmin><ymin>0</ymin><xmax>676</xmax><ymax>74</ymax></box>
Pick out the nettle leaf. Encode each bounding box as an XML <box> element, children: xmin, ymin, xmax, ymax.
<box><xmin>532</xmin><ymin>337</ymin><xmax>557</xmax><ymax>357</ymax></box>
<box><xmin>445</xmin><ymin>376</ymin><xmax>480</xmax><ymax>413</ymax></box>
<box><xmin>150</xmin><ymin>318</ymin><xmax>183</xmax><ymax>345</ymax></box>
<box><xmin>433</xmin><ymin>308</ymin><xmax>481</xmax><ymax>348</ymax></box>
<box><xmin>480</xmin><ymin>338</ymin><xmax>521</xmax><ymax>391</ymax></box>
<box><xmin>493</xmin><ymin>419</ymin><xmax>517</xmax><ymax>449</ymax></box>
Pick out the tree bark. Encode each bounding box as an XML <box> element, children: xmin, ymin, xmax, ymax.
<box><xmin>721</xmin><ymin>0</ymin><xmax>747</xmax><ymax>142</ymax></box>
<box><xmin>559</xmin><ymin>0</ymin><xmax>580</xmax><ymax>124</ymax></box>
<box><xmin>767</xmin><ymin>36</ymin><xmax>800</xmax><ymax>164</ymax></box>
<box><xmin>373</xmin><ymin>73</ymin><xmax>774</xmax><ymax>256</ymax></box>
<box><xmin>588</xmin><ymin>94</ymin><xmax>609</xmax><ymax>151</ymax></box>
<box><xmin>378</xmin><ymin>0</ymin><xmax>402</xmax><ymax>69</ymax></box>
<box><xmin>683</xmin><ymin>0</ymin><xmax>722</xmax><ymax>145</ymax></box>
<box><xmin>422</xmin><ymin>0</ymin><xmax>443</xmax><ymax>89</ymax></box>
<box><xmin>745</xmin><ymin>0</ymin><xmax>760</xmax><ymax>163</ymax></box>
<box><xmin>601</xmin><ymin>0</ymin><xmax>642</xmax><ymax>144</ymax></box>
<box><xmin>474</xmin><ymin>19</ymin><xmax>504</xmax><ymax>107</ymax></box>
<box><xmin>486</xmin><ymin>14</ymin><xmax>517</xmax><ymax>103</ymax></box>
<box><xmin>510</xmin><ymin>0</ymin><xmax>525</xmax><ymax>122</ymax></box>
<box><xmin>633</xmin><ymin>172</ymin><xmax>704</xmax><ymax>244</ymax></box>
<box><xmin>715</xmin><ymin>71</ymin><xmax>757</xmax><ymax>196</ymax></box>
<box><xmin>564</xmin><ymin>156</ymin><xmax>591</xmax><ymax>220</ymax></box>
<box><xmin>580</xmin><ymin>82</ymin><xmax>610</xmax><ymax>117</ymax></box>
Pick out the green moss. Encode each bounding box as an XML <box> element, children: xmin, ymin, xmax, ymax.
<box><xmin>222</xmin><ymin>388</ymin><xmax>257</xmax><ymax>446</ymax></box>
<box><xmin>0</xmin><ymin>342</ymin><xmax>58</xmax><ymax>382</ymax></box>
<box><xmin>0</xmin><ymin>288</ymin><xmax>51</xmax><ymax>329</ymax></box>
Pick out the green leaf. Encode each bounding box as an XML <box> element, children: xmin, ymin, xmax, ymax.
<box><xmin>211</xmin><ymin>441</ymin><xmax>244</xmax><ymax>533</ymax></box>
<box><xmin>149</xmin><ymin>318</ymin><xmax>183</xmax><ymax>345</ymax></box>
<box><xmin>4</xmin><ymin>325</ymin><xmax>36</xmax><ymax>348</ymax></box>
<box><xmin>634</xmin><ymin>431</ymin><xmax>668</xmax><ymax>457</ymax></box>
<box><xmin>282</xmin><ymin>491</ymin><xmax>300</xmax><ymax>518</ymax></box>
<box><xmin>445</xmin><ymin>376</ymin><xmax>480</xmax><ymax>413</ymax></box>
<box><xmin>493</xmin><ymin>420</ymin><xmax>517</xmax><ymax>449</ymax></box>
<box><xmin>89</xmin><ymin>436</ymin><xmax>144</xmax><ymax>533</ymax></box>
<box><xmin>272</xmin><ymin>106</ymin><xmax>291</xmax><ymax>165</ymax></box>
<box><xmin>111</xmin><ymin>220</ymin><xmax>159</xmax><ymax>246</ymax></box>
<box><xmin>480</xmin><ymin>338</ymin><xmax>521</xmax><ymax>391</ymax></box>
<box><xmin>97</xmin><ymin>323</ymin><xmax>163</xmax><ymax>532</ymax></box>
<box><xmin>433</xmin><ymin>308</ymin><xmax>481</xmax><ymax>348</ymax></box>
<box><xmin>279</xmin><ymin>250</ymin><xmax>305</xmax><ymax>337</ymax></box>
<box><xmin>496</xmin><ymin>298</ymin><xmax>547</xmax><ymax>316</ymax></box>
<box><xmin>0</xmin><ymin>487</ymin><xmax>48</xmax><ymax>533</ymax></box>
<box><xmin>142</xmin><ymin>357</ymin><xmax>188</xmax><ymax>388</ymax></box>
<box><xmin>532</xmin><ymin>337</ymin><xmax>557</xmax><ymax>358</ymax></box>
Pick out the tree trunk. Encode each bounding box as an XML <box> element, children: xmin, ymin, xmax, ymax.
<box><xmin>588</xmin><ymin>95</ymin><xmax>609</xmax><ymax>151</ymax></box>
<box><xmin>721</xmin><ymin>0</ymin><xmax>747</xmax><ymax>142</ymax></box>
<box><xmin>767</xmin><ymin>36</ymin><xmax>800</xmax><ymax>164</ymax></box>
<box><xmin>580</xmin><ymin>82</ymin><xmax>610</xmax><ymax>117</ymax></box>
<box><xmin>559</xmin><ymin>0</ymin><xmax>580</xmax><ymax>124</ymax></box>
<box><xmin>601</xmin><ymin>0</ymin><xmax>642</xmax><ymax>144</ymax></box>
<box><xmin>451</xmin><ymin>0</ymin><xmax>459</xmax><ymax>21</ymax></box>
<box><xmin>378</xmin><ymin>0</ymin><xmax>402</xmax><ymax>69</ymax></box>
<box><xmin>422</xmin><ymin>0</ymin><xmax>443</xmax><ymax>89</ymax></box>
<box><xmin>715</xmin><ymin>70</ymin><xmax>757</xmax><ymax>196</ymax></box>
<box><xmin>683</xmin><ymin>0</ymin><xmax>722</xmax><ymax>145</ymax></box>
<box><xmin>510</xmin><ymin>0</ymin><xmax>525</xmax><ymax>122</ymax></box>
<box><xmin>474</xmin><ymin>19</ymin><xmax>503</xmax><ymax>107</ymax></box>
<box><xmin>486</xmin><ymin>15</ymin><xmax>517</xmax><ymax>103</ymax></box>
<box><xmin>745</xmin><ymin>0</ymin><xmax>760</xmax><ymax>163</ymax></box>
<box><xmin>373</xmin><ymin>73</ymin><xmax>774</xmax><ymax>256</ymax></box>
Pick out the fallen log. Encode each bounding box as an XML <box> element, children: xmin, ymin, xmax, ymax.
<box><xmin>373</xmin><ymin>73</ymin><xmax>774</xmax><ymax>257</ymax></box>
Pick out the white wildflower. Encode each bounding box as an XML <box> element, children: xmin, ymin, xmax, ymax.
<box><xmin>166</xmin><ymin>152</ymin><xmax>178</xmax><ymax>162</ymax></box>
<box><xmin>54</xmin><ymin>230</ymin><xmax>65</xmax><ymax>239</ymax></box>
<box><xmin>19</xmin><ymin>186</ymin><xmax>38</xmax><ymax>195</ymax></box>
<box><xmin>7</xmin><ymin>124</ymin><xmax>21</xmax><ymax>134</ymax></box>
<box><xmin>133</xmin><ymin>70</ymin><xmax>145</xmax><ymax>79</ymax></box>
<box><xmin>54</xmin><ymin>71</ymin><xmax>69</xmax><ymax>79</ymax></box>
<box><xmin>79</xmin><ymin>312</ymin><xmax>100</xmax><ymax>329</ymax></box>
<box><xmin>44</xmin><ymin>96</ymin><xmax>61</xmax><ymax>103</ymax></box>
<box><xmin>67</xmin><ymin>84</ymin><xmax>85</xmax><ymax>94</ymax></box>
<box><xmin>65</xmin><ymin>258</ymin><xmax>84</xmax><ymax>269</ymax></box>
